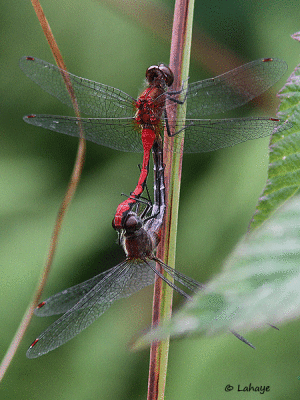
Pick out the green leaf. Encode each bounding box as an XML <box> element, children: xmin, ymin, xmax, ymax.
<box><xmin>135</xmin><ymin>192</ymin><xmax>300</xmax><ymax>348</ymax></box>
<box><xmin>251</xmin><ymin>33</ymin><xmax>300</xmax><ymax>229</ymax></box>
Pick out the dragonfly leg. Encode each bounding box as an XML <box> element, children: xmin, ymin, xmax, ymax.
<box><xmin>166</xmin><ymin>78</ymin><xmax>189</xmax><ymax>104</ymax></box>
<box><xmin>164</xmin><ymin>109</ymin><xmax>195</xmax><ymax>138</ymax></box>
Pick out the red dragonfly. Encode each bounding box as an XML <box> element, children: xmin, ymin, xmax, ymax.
<box><xmin>26</xmin><ymin>138</ymin><xmax>204</xmax><ymax>358</ymax></box>
<box><xmin>112</xmin><ymin>63</ymin><xmax>174</xmax><ymax>230</ymax></box>
<box><xmin>20</xmin><ymin>56</ymin><xmax>288</xmax><ymax>229</ymax></box>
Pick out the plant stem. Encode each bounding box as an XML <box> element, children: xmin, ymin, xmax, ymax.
<box><xmin>0</xmin><ymin>0</ymin><xmax>85</xmax><ymax>381</ymax></box>
<box><xmin>147</xmin><ymin>0</ymin><xmax>194</xmax><ymax>399</ymax></box>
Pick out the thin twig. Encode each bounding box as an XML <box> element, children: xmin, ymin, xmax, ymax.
<box><xmin>0</xmin><ymin>0</ymin><xmax>85</xmax><ymax>381</ymax></box>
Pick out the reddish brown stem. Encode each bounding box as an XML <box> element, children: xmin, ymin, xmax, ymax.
<box><xmin>147</xmin><ymin>1</ymin><xmax>192</xmax><ymax>399</ymax></box>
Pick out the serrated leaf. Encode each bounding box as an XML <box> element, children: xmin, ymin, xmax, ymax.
<box><xmin>251</xmin><ymin>34</ymin><xmax>300</xmax><ymax>229</ymax></box>
<box><xmin>134</xmin><ymin>193</ymin><xmax>300</xmax><ymax>348</ymax></box>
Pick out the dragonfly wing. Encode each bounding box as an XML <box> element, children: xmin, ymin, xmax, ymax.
<box><xmin>156</xmin><ymin>259</ymin><xmax>204</xmax><ymax>293</ymax></box>
<box><xmin>114</xmin><ymin>259</ymin><xmax>155</xmax><ymax>297</ymax></box>
<box><xmin>23</xmin><ymin>115</ymin><xmax>144</xmax><ymax>152</ymax></box>
<box><xmin>35</xmin><ymin>266</ymin><xmax>129</xmax><ymax>317</ymax></box>
<box><xmin>180</xmin><ymin>117</ymin><xmax>286</xmax><ymax>153</ymax></box>
<box><xmin>186</xmin><ymin>58</ymin><xmax>287</xmax><ymax>118</ymax></box>
<box><xmin>20</xmin><ymin>57</ymin><xmax>136</xmax><ymax>118</ymax></box>
<box><xmin>27</xmin><ymin>260</ymin><xmax>154</xmax><ymax>358</ymax></box>
<box><xmin>148</xmin><ymin>258</ymin><xmax>203</xmax><ymax>297</ymax></box>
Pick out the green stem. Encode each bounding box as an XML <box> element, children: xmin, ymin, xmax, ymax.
<box><xmin>147</xmin><ymin>1</ymin><xmax>195</xmax><ymax>399</ymax></box>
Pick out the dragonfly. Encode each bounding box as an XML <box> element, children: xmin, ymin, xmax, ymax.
<box><xmin>26</xmin><ymin>137</ymin><xmax>204</xmax><ymax>359</ymax></box>
<box><xmin>20</xmin><ymin>56</ymin><xmax>288</xmax><ymax>230</ymax></box>
<box><xmin>112</xmin><ymin>63</ymin><xmax>175</xmax><ymax>230</ymax></box>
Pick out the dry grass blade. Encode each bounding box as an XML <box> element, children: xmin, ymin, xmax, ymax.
<box><xmin>0</xmin><ymin>0</ymin><xmax>85</xmax><ymax>381</ymax></box>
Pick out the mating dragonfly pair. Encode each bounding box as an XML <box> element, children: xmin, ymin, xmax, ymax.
<box><xmin>20</xmin><ymin>56</ymin><xmax>288</xmax><ymax>357</ymax></box>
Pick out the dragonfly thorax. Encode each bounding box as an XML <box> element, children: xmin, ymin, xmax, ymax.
<box><xmin>135</xmin><ymin>87</ymin><xmax>166</xmax><ymax>127</ymax></box>
<box><xmin>123</xmin><ymin>227</ymin><xmax>154</xmax><ymax>259</ymax></box>
<box><xmin>120</xmin><ymin>213</ymin><xmax>154</xmax><ymax>259</ymax></box>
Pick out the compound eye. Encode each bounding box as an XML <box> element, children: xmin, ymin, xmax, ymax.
<box><xmin>124</xmin><ymin>215</ymin><xmax>142</xmax><ymax>232</ymax></box>
<box><xmin>158</xmin><ymin>64</ymin><xmax>174</xmax><ymax>86</ymax></box>
<box><xmin>145</xmin><ymin>66</ymin><xmax>160</xmax><ymax>84</ymax></box>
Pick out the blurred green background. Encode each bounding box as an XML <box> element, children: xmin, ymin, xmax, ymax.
<box><xmin>1</xmin><ymin>0</ymin><xmax>300</xmax><ymax>399</ymax></box>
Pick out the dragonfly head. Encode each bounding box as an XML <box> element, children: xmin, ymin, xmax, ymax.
<box><xmin>123</xmin><ymin>212</ymin><xmax>143</xmax><ymax>234</ymax></box>
<box><xmin>146</xmin><ymin>64</ymin><xmax>174</xmax><ymax>88</ymax></box>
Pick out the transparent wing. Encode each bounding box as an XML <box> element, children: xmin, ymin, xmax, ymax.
<box><xmin>175</xmin><ymin>117</ymin><xmax>286</xmax><ymax>153</ymax></box>
<box><xmin>35</xmin><ymin>267</ymin><xmax>128</xmax><ymax>317</ymax></box>
<box><xmin>154</xmin><ymin>258</ymin><xmax>203</xmax><ymax>292</ymax></box>
<box><xmin>27</xmin><ymin>259</ymin><xmax>156</xmax><ymax>358</ymax></box>
<box><xmin>20</xmin><ymin>56</ymin><xmax>136</xmax><ymax>118</ymax></box>
<box><xmin>27</xmin><ymin>255</ymin><xmax>205</xmax><ymax>358</ymax></box>
<box><xmin>34</xmin><ymin>259</ymin><xmax>203</xmax><ymax>319</ymax></box>
<box><xmin>21</xmin><ymin>57</ymin><xmax>288</xmax><ymax>155</ymax></box>
<box><xmin>24</xmin><ymin>115</ymin><xmax>286</xmax><ymax>154</ymax></box>
<box><xmin>185</xmin><ymin>58</ymin><xmax>287</xmax><ymax>118</ymax></box>
<box><xmin>23</xmin><ymin>115</ymin><xmax>144</xmax><ymax>152</ymax></box>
